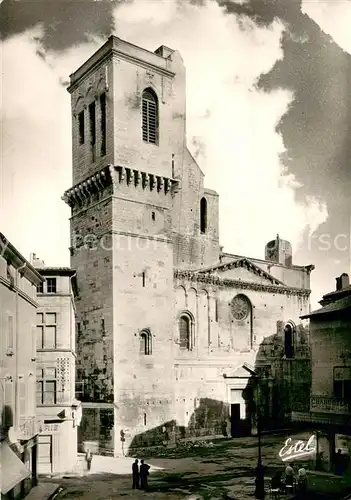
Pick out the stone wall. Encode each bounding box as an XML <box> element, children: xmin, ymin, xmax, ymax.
<box><xmin>78</xmin><ymin>406</ymin><xmax>114</xmax><ymax>455</ymax></box>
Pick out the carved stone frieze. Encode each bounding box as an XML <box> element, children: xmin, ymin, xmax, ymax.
<box><xmin>174</xmin><ymin>270</ymin><xmax>311</xmax><ymax>297</ymax></box>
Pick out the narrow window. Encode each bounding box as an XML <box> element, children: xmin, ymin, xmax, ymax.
<box><xmin>89</xmin><ymin>101</ymin><xmax>96</xmax><ymax>162</ymax></box>
<box><xmin>45</xmin><ymin>313</ymin><xmax>57</xmax><ymax>348</ymax></box>
<box><xmin>144</xmin><ymin>412</ymin><xmax>147</xmax><ymax>425</ymax></box>
<box><xmin>46</xmin><ymin>278</ymin><xmax>57</xmax><ymax>293</ymax></box>
<box><xmin>215</xmin><ymin>298</ymin><xmax>219</xmax><ymax>323</ymax></box>
<box><xmin>179</xmin><ymin>315</ymin><xmax>191</xmax><ymax>350</ymax></box>
<box><xmin>140</xmin><ymin>330</ymin><xmax>152</xmax><ymax>355</ymax></box>
<box><xmin>100</xmin><ymin>93</ymin><xmax>106</xmax><ymax>156</ymax></box>
<box><xmin>78</xmin><ymin>110</ymin><xmax>85</xmax><ymax>145</ymax></box>
<box><xmin>142</xmin><ymin>271</ymin><xmax>146</xmax><ymax>288</ymax></box>
<box><xmin>284</xmin><ymin>324</ymin><xmax>294</xmax><ymax>358</ymax></box>
<box><xmin>200</xmin><ymin>197</ymin><xmax>207</xmax><ymax>234</ymax></box>
<box><xmin>32</xmin><ymin>324</ymin><xmax>36</xmax><ymax>361</ymax></box>
<box><xmin>77</xmin><ymin>322</ymin><xmax>82</xmax><ymax>337</ymax></box>
<box><xmin>101</xmin><ymin>318</ymin><xmax>105</xmax><ymax>334</ymax></box>
<box><xmin>333</xmin><ymin>368</ymin><xmax>351</xmax><ymax>402</ymax></box>
<box><xmin>142</xmin><ymin>89</ymin><xmax>158</xmax><ymax>144</ymax></box>
<box><xmin>37</xmin><ymin>313</ymin><xmax>44</xmax><ymax>349</ymax></box>
<box><xmin>19</xmin><ymin>379</ymin><xmax>26</xmax><ymax>416</ymax></box>
<box><xmin>151</xmin><ymin>211</ymin><xmax>155</xmax><ymax>221</ymax></box>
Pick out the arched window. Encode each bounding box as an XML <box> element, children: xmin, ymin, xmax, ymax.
<box><xmin>142</xmin><ymin>89</ymin><xmax>158</xmax><ymax>144</ymax></box>
<box><xmin>179</xmin><ymin>313</ymin><xmax>194</xmax><ymax>350</ymax></box>
<box><xmin>284</xmin><ymin>323</ymin><xmax>295</xmax><ymax>359</ymax></box>
<box><xmin>200</xmin><ymin>197</ymin><xmax>207</xmax><ymax>234</ymax></box>
<box><xmin>140</xmin><ymin>329</ymin><xmax>152</xmax><ymax>355</ymax></box>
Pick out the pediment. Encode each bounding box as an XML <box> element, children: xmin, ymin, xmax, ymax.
<box><xmin>198</xmin><ymin>258</ymin><xmax>284</xmax><ymax>286</ymax></box>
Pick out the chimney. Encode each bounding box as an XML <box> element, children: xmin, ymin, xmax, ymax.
<box><xmin>336</xmin><ymin>273</ymin><xmax>349</xmax><ymax>291</ymax></box>
<box><xmin>30</xmin><ymin>253</ymin><xmax>46</xmax><ymax>267</ymax></box>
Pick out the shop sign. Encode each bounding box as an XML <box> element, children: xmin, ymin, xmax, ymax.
<box><xmin>40</xmin><ymin>423</ymin><xmax>60</xmax><ymax>434</ymax></box>
<box><xmin>279</xmin><ymin>434</ymin><xmax>316</xmax><ymax>462</ymax></box>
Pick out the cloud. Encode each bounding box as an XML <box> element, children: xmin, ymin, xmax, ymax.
<box><xmin>113</xmin><ymin>0</ymin><xmax>328</xmax><ymax>258</ymax></box>
<box><xmin>301</xmin><ymin>0</ymin><xmax>351</xmax><ymax>54</ymax></box>
<box><xmin>0</xmin><ymin>0</ymin><xmax>328</xmax><ymax>266</ymax></box>
<box><xmin>0</xmin><ymin>28</ymin><xmax>102</xmax><ymax>265</ymax></box>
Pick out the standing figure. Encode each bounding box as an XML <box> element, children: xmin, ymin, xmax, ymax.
<box><xmin>85</xmin><ymin>449</ymin><xmax>93</xmax><ymax>471</ymax></box>
<box><xmin>140</xmin><ymin>459</ymin><xmax>150</xmax><ymax>490</ymax></box>
<box><xmin>284</xmin><ymin>463</ymin><xmax>295</xmax><ymax>492</ymax></box>
<box><xmin>297</xmin><ymin>465</ymin><xmax>307</xmax><ymax>494</ymax></box>
<box><xmin>132</xmin><ymin>459</ymin><xmax>139</xmax><ymax>489</ymax></box>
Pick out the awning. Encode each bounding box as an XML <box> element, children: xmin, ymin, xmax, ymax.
<box><xmin>0</xmin><ymin>440</ymin><xmax>31</xmax><ymax>494</ymax></box>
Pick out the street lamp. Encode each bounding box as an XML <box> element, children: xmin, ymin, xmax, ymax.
<box><xmin>254</xmin><ymin>406</ymin><xmax>265</xmax><ymax>499</ymax></box>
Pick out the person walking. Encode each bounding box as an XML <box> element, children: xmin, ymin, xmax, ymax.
<box><xmin>132</xmin><ymin>459</ymin><xmax>139</xmax><ymax>489</ymax></box>
<box><xmin>139</xmin><ymin>459</ymin><xmax>150</xmax><ymax>490</ymax></box>
<box><xmin>85</xmin><ymin>449</ymin><xmax>93</xmax><ymax>471</ymax></box>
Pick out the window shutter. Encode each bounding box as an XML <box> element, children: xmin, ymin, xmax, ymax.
<box><xmin>142</xmin><ymin>91</ymin><xmax>157</xmax><ymax>144</ymax></box>
<box><xmin>142</xmin><ymin>100</ymin><xmax>148</xmax><ymax>142</ymax></box>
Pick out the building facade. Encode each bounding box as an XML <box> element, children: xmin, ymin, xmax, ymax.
<box><xmin>0</xmin><ymin>234</ymin><xmax>44</xmax><ymax>499</ymax></box>
<box><xmin>62</xmin><ymin>36</ymin><xmax>314</xmax><ymax>455</ymax></box>
<box><xmin>31</xmin><ymin>254</ymin><xmax>81</xmax><ymax>475</ymax></box>
<box><xmin>293</xmin><ymin>273</ymin><xmax>351</xmax><ymax>473</ymax></box>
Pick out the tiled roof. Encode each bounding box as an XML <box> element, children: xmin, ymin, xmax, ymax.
<box><xmin>301</xmin><ymin>295</ymin><xmax>351</xmax><ymax>319</ymax></box>
<box><xmin>35</xmin><ymin>267</ymin><xmax>76</xmax><ymax>276</ymax></box>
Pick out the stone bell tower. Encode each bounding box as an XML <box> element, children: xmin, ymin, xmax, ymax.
<box><xmin>63</xmin><ymin>36</ymin><xmax>187</xmax><ymax>453</ymax></box>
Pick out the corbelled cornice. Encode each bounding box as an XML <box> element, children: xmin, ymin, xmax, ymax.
<box><xmin>115</xmin><ymin>166</ymin><xmax>178</xmax><ymax>194</ymax></box>
<box><xmin>62</xmin><ymin>165</ymin><xmax>179</xmax><ymax>210</ymax></box>
<box><xmin>62</xmin><ymin>166</ymin><xmax>112</xmax><ymax>208</ymax></box>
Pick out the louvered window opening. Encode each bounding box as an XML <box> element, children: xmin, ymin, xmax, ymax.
<box><xmin>142</xmin><ymin>91</ymin><xmax>157</xmax><ymax>144</ymax></box>
<box><xmin>179</xmin><ymin>316</ymin><xmax>190</xmax><ymax>349</ymax></box>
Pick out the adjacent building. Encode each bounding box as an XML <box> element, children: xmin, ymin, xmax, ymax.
<box><xmin>0</xmin><ymin>233</ymin><xmax>44</xmax><ymax>499</ymax></box>
<box><xmin>293</xmin><ymin>273</ymin><xmax>351</xmax><ymax>472</ymax></box>
<box><xmin>62</xmin><ymin>36</ymin><xmax>314</xmax><ymax>455</ymax></box>
<box><xmin>31</xmin><ymin>254</ymin><xmax>81</xmax><ymax>475</ymax></box>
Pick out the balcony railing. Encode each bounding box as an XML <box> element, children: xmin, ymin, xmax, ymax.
<box><xmin>310</xmin><ymin>395</ymin><xmax>350</xmax><ymax>413</ymax></box>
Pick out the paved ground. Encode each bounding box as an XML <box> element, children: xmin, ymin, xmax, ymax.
<box><xmin>42</xmin><ymin>433</ymin><xmax>351</xmax><ymax>500</ymax></box>
<box><xmin>24</xmin><ymin>482</ymin><xmax>62</xmax><ymax>500</ymax></box>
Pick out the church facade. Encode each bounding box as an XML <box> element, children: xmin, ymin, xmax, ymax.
<box><xmin>63</xmin><ymin>36</ymin><xmax>313</xmax><ymax>455</ymax></box>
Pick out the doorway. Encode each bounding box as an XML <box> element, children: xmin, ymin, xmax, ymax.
<box><xmin>230</xmin><ymin>403</ymin><xmax>241</xmax><ymax>437</ymax></box>
<box><xmin>37</xmin><ymin>435</ymin><xmax>52</xmax><ymax>475</ymax></box>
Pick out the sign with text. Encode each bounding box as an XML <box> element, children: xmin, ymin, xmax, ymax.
<box><xmin>279</xmin><ymin>435</ymin><xmax>316</xmax><ymax>462</ymax></box>
<box><xmin>40</xmin><ymin>423</ymin><xmax>60</xmax><ymax>434</ymax></box>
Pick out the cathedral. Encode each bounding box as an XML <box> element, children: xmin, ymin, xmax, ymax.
<box><xmin>62</xmin><ymin>36</ymin><xmax>313</xmax><ymax>455</ymax></box>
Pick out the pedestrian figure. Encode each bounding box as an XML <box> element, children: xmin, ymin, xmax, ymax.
<box><xmin>139</xmin><ymin>459</ymin><xmax>150</xmax><ymax>490</ymax></box>
<box><xmin>85</xmin><ymin>449</ymin><xmax>93</xmax><ymax>471</ymax></box>
<box><xmin>297</xmin><ymin>465</ymin><xmax>307</xmax><ymax>495</ymax></box>
<box><xmin>132</xmin><ymin>459</ymin><xmax>139</xmax><ymax>489</ymax></box>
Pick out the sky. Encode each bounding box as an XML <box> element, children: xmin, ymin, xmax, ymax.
<box><xmin>0</xmin><ymin>0</ymin><xmax>350</xmax><ymax>308</ymax></box>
